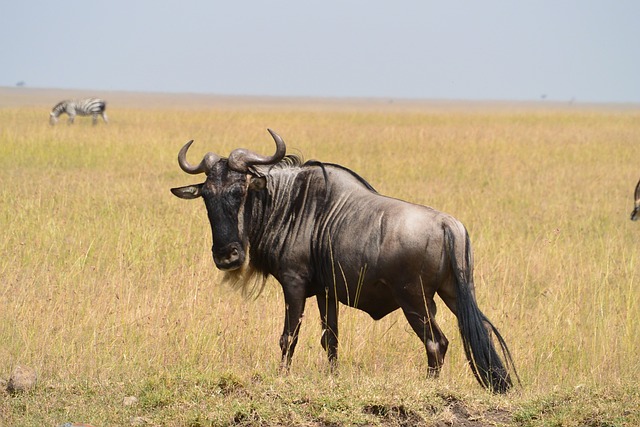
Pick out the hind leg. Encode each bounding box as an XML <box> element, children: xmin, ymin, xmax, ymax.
<box><xmin>398</xmin><ymin>292</ymin><xmax>449</xmax><ymax>377</ymax></box>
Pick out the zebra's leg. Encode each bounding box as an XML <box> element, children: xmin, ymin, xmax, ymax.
<box><xmin>92</xmin><ymin>114</ymin><xmax>98</xmax><ymax>125</ymax></box>
<box><xmin>101</xmin><ymin>112</ymin><xmax>109</xmax><ymax>124</ymax></box>
<box><xmin>67</xmin><ymin>114</ymin><xmax>75</xmax><ymax>125</ymax></box>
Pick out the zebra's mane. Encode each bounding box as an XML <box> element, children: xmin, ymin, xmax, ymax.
<box><xmin>51</xmin><ymin>100</ymin><xmax>69</xmax><ymax>113</ymax></box>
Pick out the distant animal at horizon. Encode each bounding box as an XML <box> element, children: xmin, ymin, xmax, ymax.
<box><xmin>631</xmin><ymin>178</ymin><xmax>640</xmax><ymax>221</ymax></box>
<box><xmin>49</xmin><ymin>98</ymin><xmax>108</xmax><ymax>126</ymax></box>
<box><xmin>171</xmin><ymin>129</ymin><xmax>519</xmax><ymax>393</ymax></box>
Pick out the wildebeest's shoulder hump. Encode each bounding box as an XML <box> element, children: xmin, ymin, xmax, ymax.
<box><xmin>302</xmin><ymin>160</ymin><xmax>378</xmax><ymax>193</ymax></box>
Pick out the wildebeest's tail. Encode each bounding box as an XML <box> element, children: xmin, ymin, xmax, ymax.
<box><xmin>444</xmin><ymin>224</ymin><xmax>519</xmax><ymax>393</ymax></box>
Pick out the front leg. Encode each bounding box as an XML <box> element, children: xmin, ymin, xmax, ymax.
<box><xmin>279</xmin><ymin>276</ymin><xmax>307</xmax><ymax>370</ymax></box>
<box><xmin>316</xmin><ymin>289</ymin><xmax>339</xmax><ymax>367</ymax></box>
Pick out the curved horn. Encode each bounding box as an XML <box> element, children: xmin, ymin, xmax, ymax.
<box><xmin>177</xmin><ymin>140</ymin><xmax>221</xmax><ymax>175</ymax></box>
<box><xmin>227</xmin><ymin>128</ymin><xmax>287</xmax><ymax>172</ymax></box>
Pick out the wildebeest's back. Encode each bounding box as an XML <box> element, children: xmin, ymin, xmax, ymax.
<box><xmin>304</xmin><ymin>165</ymin><xmax>459</xmax><ymax>318</ymax></box>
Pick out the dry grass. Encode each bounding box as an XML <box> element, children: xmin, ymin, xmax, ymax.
<box><xmin>1</xmin><ymin>91</ymin><xmax>639</xmax><ymax>426</ymax></box>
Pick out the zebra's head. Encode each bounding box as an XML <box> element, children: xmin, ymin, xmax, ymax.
<box><xmin>49</xmin><ymin>101</ymin><xmax>65</xmax><ymax>126</ymax></box>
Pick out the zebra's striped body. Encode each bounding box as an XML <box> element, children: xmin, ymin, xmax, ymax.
<box><xmin>50</xmin><ymin>98</ymin><xmax>108</xmax><ymax>125</ymax></box>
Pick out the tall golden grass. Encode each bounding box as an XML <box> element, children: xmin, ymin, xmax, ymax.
<box><xmin>1</xmin><ymin>95</ymin><xmax>639</xmax><ymax>426</ymax></box>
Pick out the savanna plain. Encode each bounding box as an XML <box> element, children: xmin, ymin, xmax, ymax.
<box><xmin>1</xmin><ymin>88</ymin><xmax>639</xmax><ymax>426</ymax></box>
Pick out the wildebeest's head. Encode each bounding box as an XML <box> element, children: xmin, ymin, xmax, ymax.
<box><xmin>171</xmin><ymin>129</ymin><xmax>286</xmax><ymax>271</ymax></box>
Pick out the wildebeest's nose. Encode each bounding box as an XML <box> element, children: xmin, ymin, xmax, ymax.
<box><xmin>212</xmin><ymin>243</ymin><xmax>244</xmax><ymax>271</ymax></box>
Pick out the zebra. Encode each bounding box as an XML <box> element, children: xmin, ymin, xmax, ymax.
<box><xmin>49</xmin><ymin>98</ymin><xmax>108</xmax><ymax>126</ymax></box>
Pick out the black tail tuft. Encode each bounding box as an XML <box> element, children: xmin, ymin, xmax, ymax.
<box><xmin>444</xmin><ymin>226</ymin><xmax>519</xmax><ymax>393</ymax></box>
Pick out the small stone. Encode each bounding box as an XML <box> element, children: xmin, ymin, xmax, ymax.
<box><xmin>123</xmin><ymin>395</ymin><xmax>139</xmax><ymax>406</ymax></box>
<box><xmin>7</xmin><ymin>365</ymin><xmax>37</xmax><ymax>394</ymax></box>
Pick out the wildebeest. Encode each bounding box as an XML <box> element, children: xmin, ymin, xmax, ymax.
<box><xmin>171</xmin><ymin>129</ymin><xmax>518</xmax><ymax>393</ymax></box>
<box><xmin>49</xmin><ymin>98</ymin><xmax>108</xmax><ymax>125</ymax></box>
<box><xmin>631</xmin><ymin>178</ymin><xmax>640</xmax><ymax>221</ymax></box>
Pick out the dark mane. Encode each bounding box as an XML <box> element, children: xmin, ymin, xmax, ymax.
<box><xmin>248</xmin><ymin>154</ymin><xmax>304</xmax><ymax>174</ymax></box>
<box><xmin>254</xmin><ymin>154</ymin><xmax>377</xmax><ymax>193</ymax></box>
<box><xmin>277</xmin><ymin>154</ymin><xmax>306</xmax><ymax>169</ymax></box>
<box><xmin>304</xmin><ymin>160</ymin><xmax>378</xmax><ymax>193</ymax></box>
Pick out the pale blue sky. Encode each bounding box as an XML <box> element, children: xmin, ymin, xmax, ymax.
<box><xmin>1</xmin><ymin>1</ymin><xmax>639</xmax><ymax>103</ymax></box>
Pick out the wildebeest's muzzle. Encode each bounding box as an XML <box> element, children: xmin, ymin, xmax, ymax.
<box><xmin>212</xmin><ymin>241</ymin><xmax>244</xmax><ymax>271</ymax></box>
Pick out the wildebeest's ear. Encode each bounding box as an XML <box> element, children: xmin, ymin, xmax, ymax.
<box><xmin>171</xmin><ymin>184</ymin><xmax>203</xmax><ymax>199</ymax></box>
<box><xmin>249</xmin><ymin>176</ymin><xmax>267</xmax><ymax>191</ymax></box>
